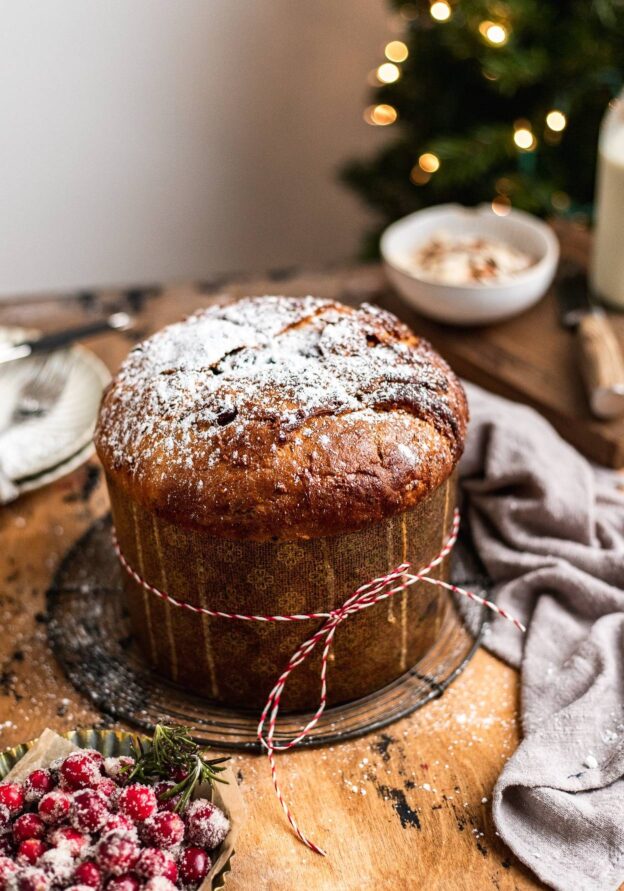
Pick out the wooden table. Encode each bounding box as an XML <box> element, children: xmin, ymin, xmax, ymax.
<box><xmin>0</xmin><ymin>266</ymin><xmax>547</xmax><ymax>891</ymax></box>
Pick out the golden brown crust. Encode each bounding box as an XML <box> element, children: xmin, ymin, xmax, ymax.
<box><xmin>95</xmin><ymin>296</ymin><xmax>467</xmax><ymax>540</ymax></box>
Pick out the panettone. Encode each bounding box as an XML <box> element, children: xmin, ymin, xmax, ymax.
<box><xmin>95</xmin><ymin>296</ymin><xmax>468</xmax><ymax>711</ymax></box>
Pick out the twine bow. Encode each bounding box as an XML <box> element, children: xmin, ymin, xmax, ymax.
<box><xmin>112</xmin><ymin>507</ymin><xmax>524</xmax><ymax>856</ymax></box>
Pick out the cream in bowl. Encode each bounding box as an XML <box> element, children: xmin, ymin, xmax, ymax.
<box><xmin>409</xmin><ymin>232</ymin><xmax>535</xmax><ymax>285</ymax></box>
<box><xmin>380</xmin><ymin>203</ymin><xmax>559</xmax><ymax>325</ymax></box>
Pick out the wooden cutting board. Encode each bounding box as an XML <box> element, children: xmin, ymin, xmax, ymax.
<box><xmin>380</xmin><ymin>222</ymin><xmax>624</xmax><ymax>469</ymax></box>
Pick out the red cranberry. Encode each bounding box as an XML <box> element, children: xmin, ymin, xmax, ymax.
<box><xmin>152</xmin><ymin>782</ymin><xmax>181</xmax><ymax>814</ymax></box>
<box><xmin>24</xmin><ymin>772</ymin><xmax>53</xmax><ymax>805</ymax></box>
<box><xmin>105</xmin><ymin>874</ymin><xmax>140</xmax><ymax>891</ymax></box>
<box><xmin>102</xmin><ymin>758</ymin><xmax>134</xmax><ymax>785</ymax></box>
<box><xmin>170</xmin><ymin>767</ymin><xmax>188</xmax><ymax>783</ymax></box>
<box><xmin>15</xmin><ymin>867</ymin><xmax>50</xmax><ymax>891</ymax></box>
<box><xmin>185</xmin><ymin>799</ymin><xmax>230</xmax><ymax>850</ymax></box>
<box><xmin>17</xmin><ymin>839</ymin><xmax>48</xmax><ymax>865</ymax></box>
<box><xmin>82</xmin><ymin>750</ymin><xmax>104</xmax><ymax>767</ymax></box>
<box><xmin>38</xmin><ymin>847</ymin><xmax>76</xmax><ymax>885</ymax></box>
<box><xmin>0</xmin><ymin>783</ymin><xmax>25</xmax><ymax>815</ymax></box>
<box><xmin>101</xmin><ymin>815</ymin><xmax>136</xmax><ymax>838</ymax></box>
<box><xmin>143</xmin><ymin>880</ymin><xmax>177</xmax><ymax>891</ymax></box>
<box><xmin>143</xmin><ymin>812</ymin><xmax>184</xmax><ymax>849</ymax></box>
<box><xmin>70</xmin><ymin>790</ymin><xmax>110</xmax><ymax>833</ymax></box>
<box><xmin>178</xmin><ymin>846</ymin><xmax>210</xmax><ymax>884</ymax></box>
<box><xmin>0</xmin><ymin>805</ymin><xmax>10</xmax><ymax>833</ymax></box>
<box><xmin>0</xmin><ymin>855</ymin><xmax>19</xmax><ymax>891</ymax></box>
<box><xmin>73</xmin><ymin>862</ymin><xmax>102</xmax><ymax>889</ymax></box>
<box><xmin>60</xmin><ymin>754</ymin><xmax>102</xmax><ymax>790</ymax></box>
<box><xmin>135</xmin><ymin>849</ymin><xmax>177</xmax><ymax>883</ymax></box>
<box><xmin>13</xmin><ymin>815</ymin><xmax>46</xmax><ymax>843</ymax></box>
<box><xmin>65</xmin><ymin>886</ymin><xmax>99</xmax><ymax>891</ymax></box>
<box><xmin>38</xmin><ymin>791</ymin><xmax>72</xmax><ymax>825</ymax></box>
<box><xmin>48</xmin><ymin>826</ymin><xmax>90</xmax><ymax>857</ymax></box>
<box><xmin>117</xmin><ymin>785</ymin><xmax>157</xmax><ymax>822</ymax></box>
<box><xmin>94</xmin><ymin>832</ymin><xmax>139</xmax><ymax>877</ymax></box>
<box><xmin>94</xmin><ymin>778</ymin><xmax>117</xmax><ymax>800</ymax></box>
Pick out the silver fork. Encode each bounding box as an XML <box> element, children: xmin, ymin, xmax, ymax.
<box><xmin>11</xmin><ymin>350</ymin><xmax>75</xmax><ymax>422</ymax></box>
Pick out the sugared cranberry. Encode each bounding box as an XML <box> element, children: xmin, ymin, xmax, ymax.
<box><xmin>101</xmin><ymin>816</ymin><xmax>136</xmax><ymax>839</ymax></box>
<box><xmin>135</xmin><ymin>849</ymin><xmax>177</xmax><ymax>883</ymax></box>
<box><xmin>38</xmin><ymin>792</ymin><xmax>71</xmax><ymax>825</ymax></box>
<box><xmin>152</xmin><ymin>782</ymin><xmax>181</xmax><ymax>814</ymax></box>
<box><xmin>105</xmin><ymin>874</ymin><xmax>140</xmax><ymax>891</ymax></box>
<box><xmin>15</xmin><ymin>867</ymin><xmax>50</xmax><ymax>891</ymax></box>
<box><xmin>143</xmin><ymin>812</ymin><xmax>184</xmax><ymax>849</ymax></box>
<box><xmin>117</xmin><ymin>785</ymin><xmax>157</xmax><ymax>822</ymax></box>
<box><xmin>170</xmin><ymin>767</ymin><xmax>188</xmax><ymax>783</ymax></box>
<box><xmin>17</xmin><ymin>839</ymin><xmax>48</xmax><ymax>865</ymax></box>
<box><xmin>0</xmin><ymin>805</ymin><xmax>10</xmax><ymax>833</ymax></box>
<box><xmin>185</xmin><ymin>799</ymin><xmax>230</xmax><ymax>850</ymax></box>
<box><xmin>102</xmin><ymin>759</ymin><xmax>134</xmax><ymax>785</ymax></box>
<box><xmin>143</xmin><ymin>879</ymin><xmax>177</xmax><ymax>891</ymax></box>
<box><xmin>178</xmin><ymin>846</ymin><xmax>210</xmax><ymax>884</ymax></box>
<box><xmin>94</xmin><ymin>778</ymin><xmax>117</xmax><ymax>801</ymax></box>
<box><xmin>13</xmin><ymin>815</ymin><xmax>45</xmax><ymax>844</ymax></box>
<box><xmin>0</xmin><ymin>855</ymin><xmax>19</xmax><ymax>891</ymax></box>
<box><xmin>0</xmin><ymin>783</ymin><xmax>24</xmax><ymax>815</ymax></box>
<box><xmin>48</xmin><ymin>827</ymin><xmax>90</xmax><ymax>857</ymax></box>
<box><xmin>73</xmin><ymin>862</ymin><xmax>102</xmax><ymax>889</ymax></box>
<box><xmin>38</xmin><ymin>847</ymin><xmax>75</xmax><ymax>885</ymax></box>
<box><xmin>65</xmin><ymin>886</ymin><xmax>98</xmax><ymax>891</ymax></box>
<box><xmin>94</xmin><ymin>832</ymin><xmax>139</xmax><ymax>877</ymax></box>
<box><xmin>60</xmin><ymin>754</ymin><xmax>102</xmax><ymax>791</ymax></box>
<box><xmin>71</xmin><ymin>790</ymin><xmax>110</xmax><ymax>833</ymax></box>
<box><xmin>24</xmin><ymin>772</ymin><xmax>54</xmax><ymax>806</ymax></box>
<box><xmin>82</xmin><ymin>750</ymin><xmax>104</xmax><ymax>767</ymax></box>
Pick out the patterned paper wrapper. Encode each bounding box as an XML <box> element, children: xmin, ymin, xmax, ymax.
<box><xmin>107</xmin><ymin>473</ymin><xmax>457</xmax><ymax>712</ymax></box>
<box><xmin>4</xmin><ymin>728</ymin><xmax>244</xmax><ymax>890</ymax></box>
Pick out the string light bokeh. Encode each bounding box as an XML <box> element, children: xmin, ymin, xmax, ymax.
<box><xmin>361</xmin><ymin>1</ymin><xmax>574</xmax><ymax>216</ymax></box>
<box><xmin>430</xmin><ymin>1</ymin><xmax>452</xmax><ymax>22</ymax></box>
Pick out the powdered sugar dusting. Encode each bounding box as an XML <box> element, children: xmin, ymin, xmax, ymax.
<box><xmin>96</xmin><ymin>296</ymin><xmax>463</xmax><ymax>484</ymax></box>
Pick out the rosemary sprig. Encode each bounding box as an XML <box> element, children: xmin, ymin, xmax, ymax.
<box><xmin>125</xmin><ymin>724</ymin><xmax>229</xmax><ymax>814</ymax></box>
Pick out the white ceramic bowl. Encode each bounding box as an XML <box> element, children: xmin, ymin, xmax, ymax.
<box><xmin>380</xmin><ymin>203</ymin><xmax>560</xmax><ymax>325</ymax></box>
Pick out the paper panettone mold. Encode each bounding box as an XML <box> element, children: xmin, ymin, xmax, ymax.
<box><xmin>95</xmin><ymin>296</ymin><xmax>468</xmax><ymax>711</ymax></box>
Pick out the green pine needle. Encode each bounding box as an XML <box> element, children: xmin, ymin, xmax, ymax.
<box><xmin>125</xmin><ymin>724</ymin><xmax>229</xmax><ymax>814</ymax></box>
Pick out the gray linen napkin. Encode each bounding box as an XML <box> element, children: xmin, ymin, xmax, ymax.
<box><xmin>459</xmin><ymin>382</ymin><xmax>624</xmax><ymax>891</ymax></box>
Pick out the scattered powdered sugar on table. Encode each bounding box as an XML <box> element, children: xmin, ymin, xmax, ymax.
<box><xmin>96</xmin><ymin>296</ymin><xmax>462</xmax><ymax>478</ymax></box>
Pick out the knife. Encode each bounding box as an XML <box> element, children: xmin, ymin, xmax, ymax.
<box><xmin>0</xmin><ymin>312</ymin><xmax>132</xmax><ymax>365</ymax></box>
<box><xmin>556</xmin><ymin>264</ymin><xmax>624</xmax><ymax>419</ymax></box>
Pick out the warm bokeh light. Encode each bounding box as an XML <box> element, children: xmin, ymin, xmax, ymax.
<box><xmin>385</xmin><ymin>40</ymin><xmax>409</xmax><ymax>63</ymax></box>
<box><xmin>430</xmin><ymin>1</ymin><xmax>452</xmax><ymax>22</ymax></box>
<box><xmin>364</xmin><ymin>104</ymin><xmax>398</xmax><ymax>126</ymax></box>
<box><xmin>479</xmin><ymin>21</ymin><xmax>508</xmax><ymax>45</ymax></box>
<box><xmin>418</xmin><ymin>152</ymin><xmax>440</xmax><ymax>173</ymax></box>
<box><xmin>492</xmin><ymin>195</ymin><xmax>511</xmax><ymax>216</ymax></box>
<box><xmin>495</xmin><ymin>176</ymin><xmax>513</xmax><ymax>194</ymax></box>
<box><xmin>513</xmin><ymin>127</ymin><xmax>536</xmax><ymax>150</ymax></box>
<box><xmin>551</xmin><ymin>191</ymin><xmax>571</xmax><ymax>211</ymax></box>
<box><xmin>376</xmin><ymin>62</ymin><xmax>401</xmax><ymax>84</ymax></box>
<box><xmin>410</xmin><ymin>165</ymin><xmax>431</xmax><ymax>185</ymax></box>
<box><xmin>546</xmin><ymin>110</ymin><xmax>567</xmax><ymax>132</ymax></box>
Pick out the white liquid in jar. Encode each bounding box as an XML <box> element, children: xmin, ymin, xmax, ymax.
<box><xmin>591</xmin><ymin>101</ymin><xmax>624</xmax><ymax>308</ymax></box>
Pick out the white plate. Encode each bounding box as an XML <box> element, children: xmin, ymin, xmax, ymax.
<box><xmin>0</xmin><ymin>327</ymin><xmax>110</xmax><ymax>497</ymax></box>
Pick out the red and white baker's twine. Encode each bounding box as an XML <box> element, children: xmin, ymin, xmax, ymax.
<box><xmin>111</xmin><ymin>507</ymin><xmax>524</xmax><ymax>857</ymax></box>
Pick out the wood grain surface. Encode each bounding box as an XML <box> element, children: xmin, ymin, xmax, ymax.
<box><xmin>0</xmin><ymin>257</ymin><xmax>580</xmax><ymax>891</ymax></box>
